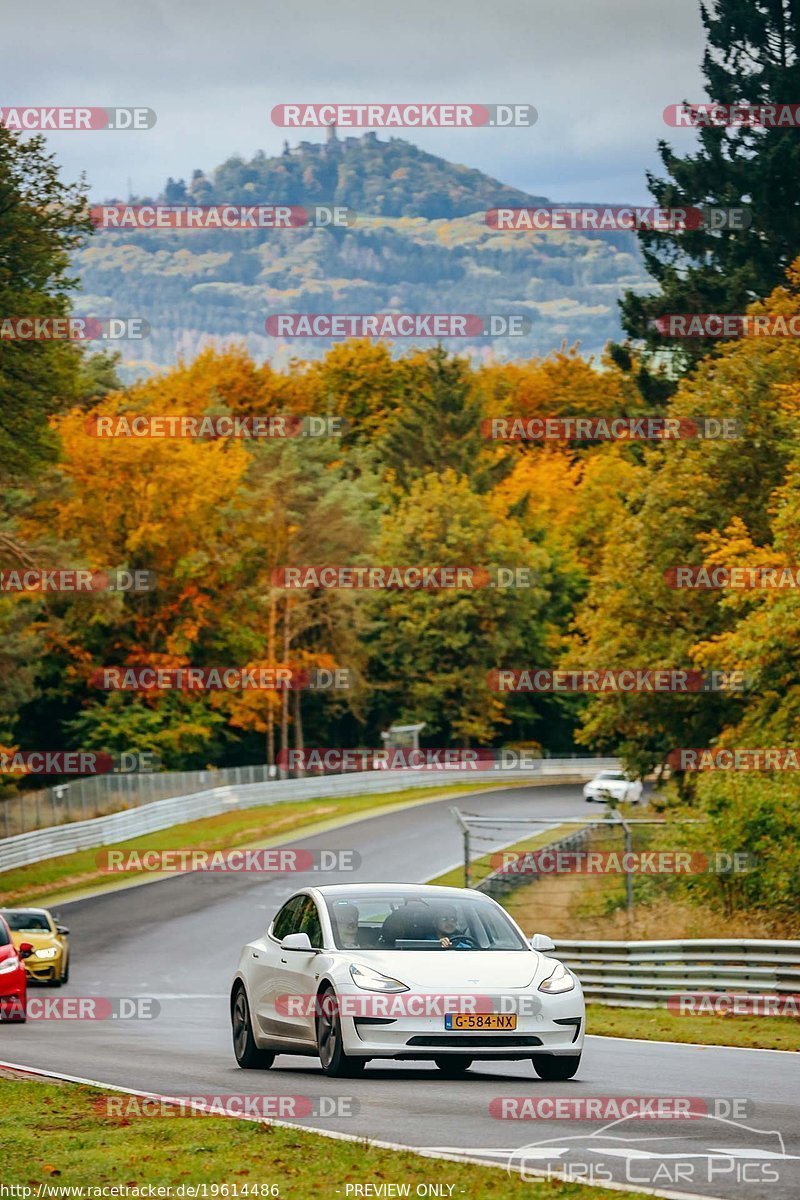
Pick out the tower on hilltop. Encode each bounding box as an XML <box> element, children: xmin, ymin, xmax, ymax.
<box><xmin>325</xmin><ymin>122</ymin><xmax>339</xmax><ymax>152</ymax></box>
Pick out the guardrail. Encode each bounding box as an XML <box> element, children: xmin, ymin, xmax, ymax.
<box><xmin>552</xmin><ymin>939</ymin><xmax>800</xmax><ymax>1007</ymax></box>
<box><xmin>0</xmin><ymin>758</ymin><xmax>615</xmax><ymax>873</ymax></box>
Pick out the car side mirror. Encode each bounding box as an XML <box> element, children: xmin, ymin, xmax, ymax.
<box><xmin>56</xmin><ymin>926</ymin><xmax>69</xmax><ymax>936</ymax></box>
<box><xmin>280</xmin><ymin>932</ymin><xmax>314</xmax><ymax>952</ymax></box>
<box><xmin>18</xmin><ymin>942</ymin><xmax>34</xmax><ymax>959</ymax></box>
<box><xmin>530</xmin><ymin>933</ymin><xmax>555</xmax><ymax>952</ymax></box>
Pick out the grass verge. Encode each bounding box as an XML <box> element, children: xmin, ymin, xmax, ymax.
<box><xmin>0</xmin><ymin>1071</ymin><xmax>655</xmax><ymax>1200</ymax></box>
<box><xmin>427</xmin><ymin>824</ymin><xmax>572</xmax><ymax>889</ymax></box>
<box><xmin>586</xmin><ymin>1002</ymin><xmax>799</xmax><ymax>1052</ymax></box>
<box><xmin>0</xmin><ymin>783</ymin><xmax>504</xmax><ymax>908</ymax></box>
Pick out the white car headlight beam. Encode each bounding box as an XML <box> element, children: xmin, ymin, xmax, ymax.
<box><xmin>349</xmin><ymin>963</ymin><xmax>409</xmax><ymax>993</ymax></box>
<box><xmin>538</xmin><ymin>961</ymin><xmax>575</xmax><ymax>993</ymax></box>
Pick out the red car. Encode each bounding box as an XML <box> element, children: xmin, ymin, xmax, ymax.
<box><xmin>0</xmin><ymin>913</ymin><xmax>31</xmax><ymax>1022</ymax></box>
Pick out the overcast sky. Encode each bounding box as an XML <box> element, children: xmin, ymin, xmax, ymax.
<box><xmin>4</xmin><ymin>0</ymin><xmax>708</xmax><ymax>203</ymax></box>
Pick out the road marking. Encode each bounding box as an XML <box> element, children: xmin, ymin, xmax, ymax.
<box><xmin>138</xmin><ymin>993</ymin><xmax>227</xmax><ymax>999</ymax></box>
<box><xmin>0</xmin><ymin>1059</ymin><xmax>749</xmax><ymax>1200</ymax></box>
<box><xmin>588</xmin><ymin>1034</ymin><xmax>798</xmax><ymax>1055</ymax></box>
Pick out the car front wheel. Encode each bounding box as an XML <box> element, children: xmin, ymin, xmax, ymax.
<box><xmin>232</xmin><ymin>986</ymin><xmax>275</xmax><ymax>1069</ymax></box>
<box><xmin>316</xmin><ymin>988</ymin><xmax>366</xmax><ymax>1077</ymax></box>
<box><xmin>532</xmin><ymin>1053</ymin><xmax>581</xmax><ymax>1080</ymax></box>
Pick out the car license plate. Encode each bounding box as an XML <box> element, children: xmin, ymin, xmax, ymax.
<box><xmin>444</xmin><ymin>1013</ymin><xmax>517</xmax><ymax>1030</ymax></box>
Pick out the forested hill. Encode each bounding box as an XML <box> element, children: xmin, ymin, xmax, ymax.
<box><xmin>158</xmin><ymin>132</ymin><xmax>550</xmax><ymax>219</ymax></box>
<box><xmin>74</xmin><ymin>133</ymin><xmax>650</xmax><ymax>374</ymax></box>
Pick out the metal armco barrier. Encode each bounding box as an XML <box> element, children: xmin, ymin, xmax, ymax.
<box><xmin>0</xmin><ymin>758</ymin><xmax>615</xmax><ymax>872</ymax></box>
<box><xmin>552</xmin><ymin>939</ymin><xmax>800</xmax><ymax>1007</ymax></box>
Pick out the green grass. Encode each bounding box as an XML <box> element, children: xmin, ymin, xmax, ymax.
<box><xmin>0</xmin><ymin>783</ymin><xmax>506</xmax><ymax>908</ymax></box>
<box><xmin>586</xmin><ymin>1002</ymin><xmax>800</xmax><ymax>1052</ymax></box>
<box><xmin>0</xmin><ymin>1073</ymin><xmax>657</xmax><ymax>1200</ymax></box>
<box><xmin>427</xmin><ymin>825</ymin><xmax>570</xmax><ymax>890</ymax></box>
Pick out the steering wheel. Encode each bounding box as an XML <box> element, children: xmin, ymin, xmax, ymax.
<box><xmin>444</xmin><ymin>933</ymin><xmax>478</xmax><ymax>949</ymax></box>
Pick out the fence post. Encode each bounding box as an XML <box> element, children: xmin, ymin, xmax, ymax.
<box><xmin>621</xmin><ymin>818</ymin><xmax>633</xmax><ymax>926</ymax></box>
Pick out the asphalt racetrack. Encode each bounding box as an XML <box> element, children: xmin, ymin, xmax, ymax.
<box><xmin>2</xmin><ymin>784</ymin><xmax>798</xmax><ymax>1200</ymax></box>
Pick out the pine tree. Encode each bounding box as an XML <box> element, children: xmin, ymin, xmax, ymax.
<box><xmin>619</xmin><ymin>0</ymin><xmax>800</xmax><ymax>370</ymax></box>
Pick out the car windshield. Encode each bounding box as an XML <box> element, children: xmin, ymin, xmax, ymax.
<box><xmin>324</xmin><ymin>892</ymin><xmax>528</xmax><ymax>951</ymax></box>
<box><xmin>0</xmin><ymin>910</ymin><xmax>51</xmax><ymax>932</ymax></box>
<box><xmin>597</xmin><ymin>772</ymin><xmax>625</xmax><ymax>780</ymax></box>
<box><xmin>0</xmin><ymin>922</ymin><xmax>9</xmax><ymax>946</ymax></box>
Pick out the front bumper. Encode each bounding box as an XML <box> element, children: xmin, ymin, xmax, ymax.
<box><xmin>340</xmin><ymin>989</ymin><xmax>585</xmax><ymax>1059</ymax></box>
<box><xmin>24</xmin><ymin>957</ymin><xmax>61</xmax><ymax>983</ymax></box>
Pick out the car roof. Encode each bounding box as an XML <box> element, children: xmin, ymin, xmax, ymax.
<box><xmin>0</xmin><ymin>906</ymin><xmax>51</xmax><ymax>915</ymax></box>
<box><xmin>311</xmin><ymin>883</ymin><xmax>480</xmax><ymax>899</ymax></box>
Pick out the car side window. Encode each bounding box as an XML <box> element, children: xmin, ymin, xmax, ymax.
<box><xmin>271</xmin><ymin>896</ymin><xmax>305</xmax><ymax>942</ymax></box>
<box><xmin>296</xmin><ymin>897</ymin><xmax>324</xmax><ymax>949</ymax></box>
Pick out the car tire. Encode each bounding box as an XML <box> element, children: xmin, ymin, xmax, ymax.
<box><xmin>61</xmin><ymin>957</ymin><xmax>69</xmax><ymax>985</ymax></box>
<box><xmin>232</xmin><ymin>985</ymin><xmax>275</xmax><ymax>1069</ymax></box>
<box><xmin>434</xmin><ymin>1056</ymin><xmax>473</xmax><ymax>1077</ymax></box>
<box><xmin>531</xmin><ymin>1053</ymin><xmax>581</xmax><ymax>1080</ymax></box>
<box><xmin>316</xmin><ymin>987</ymin><xmax>366</xmax><ymax>1077</ymax></box>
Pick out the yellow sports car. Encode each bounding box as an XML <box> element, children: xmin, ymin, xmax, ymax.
<box><xmin>0</xmin><ymin>908</ymin><xmax>70</xmax><ymax>985</ymax></box>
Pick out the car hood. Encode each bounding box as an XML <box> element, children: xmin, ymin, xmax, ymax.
<box><xmin>10</xmin><ymin>930</ymin><xmax>58</xmax><ymax>950</ymax></box>
<box><xmin>345</xmin><ymin>950</ymin><xmax>544</xmax><ymax>990</ymax></box>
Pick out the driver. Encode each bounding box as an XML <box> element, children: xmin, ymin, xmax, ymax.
<box><xmin>433</xmin><ymin>903</ymin><xmax>472</xmax><ymax>949</ymax></box>
<box><xmin>332</xmin><ymin>903</ymin><xmax>360</xmax><ymax>948</ymax></box>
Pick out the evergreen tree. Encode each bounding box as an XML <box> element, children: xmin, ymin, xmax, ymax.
<box><xmin>0</xmin><ymin>126</ymin><xmax>94</xmax><ymax>478</ymax></box>
<box><xmin>378</xmin><ymin>347</ymin><xmax>497</xmax><ymax>491</ymax></box>
<box><xmin>619</xmin><ymin>0</ymin><xmax>800</xmax><ymax>372</ymax></box>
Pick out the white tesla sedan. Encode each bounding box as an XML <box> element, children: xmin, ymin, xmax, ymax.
<box><xmin>230</xmin><ymin>883</ymin><xmax>584</xmax><ymax>1079</ymax></box>
<box><xmin>583</xmin><ymin>769</ymin><xmax>643</xmax><ymax>804</ymax></box>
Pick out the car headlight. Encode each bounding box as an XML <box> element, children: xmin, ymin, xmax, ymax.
<box><xmin>0</xmin><ymin>957</ymin><xmax>20</xmax><ymax>975</ymax></box>
<box><xmin>34</xmin><ymin>947</ymin><xmax>59</xmax><ymax>960</ymax></box>
<box><xmin>538</xmin><ymin>961</ymin><xmax>575</xmax><ymax>994</ymax></box>
<box><xmin>349</xmin><ymin>964</ymin><xmax>409</xmax><ymax>993</ymax></box>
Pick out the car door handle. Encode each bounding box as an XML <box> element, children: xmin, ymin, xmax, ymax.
<box><xmin>252</xmin><ymin>952</ymin><xmax>260</xmax><ymax>959</ymax></box>
<box><xmin>280</xmin><ymin>957</ymin><xmax>288</xmax><ymax>963</ymax></box>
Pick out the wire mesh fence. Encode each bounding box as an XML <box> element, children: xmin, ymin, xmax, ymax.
<box><xmin>0</xmin><ymin>764</ymin><xmax>276</xmax><ymax>838</ymax></box>
<box><xmin>451</xmin><ymin>808</ymin><xmax>710</xmax><ymax>939</ymax></box>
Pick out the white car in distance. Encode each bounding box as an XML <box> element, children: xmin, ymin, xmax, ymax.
<box><xmin>583</xmin><ymin>769</ymin><xmax>643</xmax><ymax>804</ymax></box>
<box><xmin>230</xmin><ymin>884</ymin><xmax>584</xmax><ymax>1080</ymax></box>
